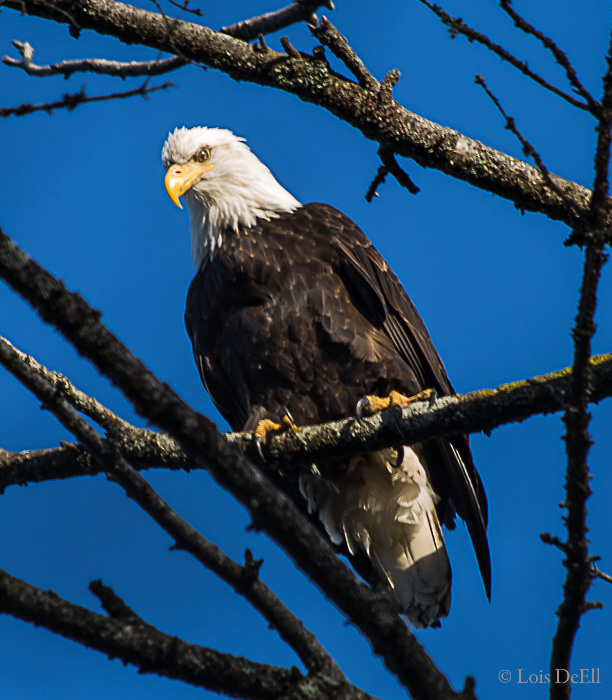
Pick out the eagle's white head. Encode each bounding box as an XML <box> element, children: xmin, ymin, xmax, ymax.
<box><xmin>162</xmin><ymin>126</ymin><xmax>301</xmax><ymax>266</ymax></box>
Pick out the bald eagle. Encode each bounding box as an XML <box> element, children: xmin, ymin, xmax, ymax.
<box><xmin>162</xmin><ymin>126</ymin><xmax>490</xmax><ymax>627</ymax></box>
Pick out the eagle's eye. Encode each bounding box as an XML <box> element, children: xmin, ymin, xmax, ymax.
<box><xmin>194</xmin><ymin>147</ymin><xmax>211</xmax><ymax>164</ymax></box>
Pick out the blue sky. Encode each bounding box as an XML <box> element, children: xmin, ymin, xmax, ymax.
<box><xmin>1</xmin><ymin>1</ymin><xmax>611</xmax><ymax>698</ymax></box>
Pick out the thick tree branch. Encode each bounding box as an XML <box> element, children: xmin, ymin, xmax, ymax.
<box><xmin>2</xmin><ymin>338</ymin><xmax>612</xmax><ymax>494</ymax></box>
<box><xmin>2</xmin><ymin>0</ymin><xmax>596</xmax><ymax>230</ymax></box>
<box><xmin>0</xmin><ymin>227</ymin><xmax>464</xmax><ymax>700</ymax></box>
<box><xmin>0</xmin><ymin>568</ymin><xmax>355</xmax><ymax>699</ymax></box>
<box><xmin>1</xmin><ymin>2</ymin><xmax>330</xmax><ymax>87</ymax></box>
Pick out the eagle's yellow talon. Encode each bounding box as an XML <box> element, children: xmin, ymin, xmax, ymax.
<box><xmin>254</xmin><ymin>418</ymin><xmax>283</xmax><ymax>445</ymax></box>
<box><xmin>357</xmin><ymin>388</ymin><xmax>436</xmax><ymax>417</ymax></box>
<box><xmin>253</xmin><ymin>409</ymin><xmax>298</xmax><ymax>461</ymax></box>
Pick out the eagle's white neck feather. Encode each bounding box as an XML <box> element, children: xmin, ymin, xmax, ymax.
<box><xmin>162</xmin><ymin>127</ymin><xmax>301</xmax><ymax>267</ymax></box>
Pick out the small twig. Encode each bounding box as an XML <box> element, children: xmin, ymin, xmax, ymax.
<box><xmin>591</xmin><ymin>564</ymin><xmax>612</xmax><ymax>585</ymax></box>
<box><xmin>378</xmin><ymin>68</ymin><xmax>400</xmax><ymax>101</ymax></box>
<box><xmin>165</xmin><ymin>0</ymin><xmax>203</xmax><ymax>17</ymax></box>
<box><xmin>257</xmin><ymin>34</ymin><xmax>269</xmax><ymax>53</ymax></box>
<box><xmin>474</xmin><ymin>74</ymin><xmax>566</xmax><ymax>201</ymax></box>
<box><xmin>280</xmin><ymin>36</ymin><xmax>301</xmax><ymax>59</ymax></box>
<box><xmin>0</xmin><ymin>81</ymin><xmax>175</xmax><ymax>118</ymax></box>
<box><xmin>88</xmin><ymin>580</ymin><xmax>146</xmax><ymax>624</ymax></box>
<box><xmin>378</xmin><ymin>146</ymin><xmax>420</xmax><ymax>195</ymax></box>
<box><xmin>3</xmin><ymin>40</ymin><xmax>186</xmax><ymax>79</ymax></box>
<box><xmin>416</xmin><ymin>0</ymin><xmax>591</xmax><ymax>112</ymax></box>
<box><xmin>540</xmin><ymin>531</ymin><xmax>568</xmax><ymax>553</ymax></box>
<box><xmin>365</xmin><ymin>164</ymin><xmax>390</xmax><ymax>202</ymax></box>
<box><xmin>498</xmin><ymin>0</ymin><xmax>599</xmax><ymax>115</ymax></box>
<box><xmin>309</xmin><ymin>16</ymin><xmax>378</xmax><ymax>90</ymax></box>
<box><xmin>365</xmin><ymin>146</ymin><xmax>419</xmax><ymax>201</ymax></box>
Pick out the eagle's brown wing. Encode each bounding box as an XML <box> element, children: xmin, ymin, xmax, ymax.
<box><xmin>317</xmin><ymin>204</ymin><xmax>491</xmax><ymax>598</ymax></box>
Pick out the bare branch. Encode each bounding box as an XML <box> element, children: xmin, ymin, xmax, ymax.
<box><xmin>474</xmin><ymin>74</ymin><xmax>565</xmax><ymax>201</ymax></box>
<box><xmin>0</xmin><ymin>336</ymin><xmax>132</xmax><ymax>433</ymax></box>
<box><xmin>416</xmin><ymin>0</ymin><xmax>592</xmax><ymax>112</ymax></box>
<box><xmin>540</xmin><ymin>532</ymin><xmax>568</xmax><ymax>554</ymax></box>
<box><xmin>498</xmin><ymin>0</ymin><xmax>599</xmax><ymax>114</ymax></box>
<box><xmin>1</xmin><ymin>0</ymin><xmax>598</xmax><ymax>230</ymax></box>
<box><xmin>591</xmin><ymin>565</ymin><xmax>612</xmax><ymax>586</ymax></box>
<box><xmin>365</xmin><ymin>163</ymin><xmax>389</xmax><ymax>202</ymax></box>
<box><xmin>88</xmin><ymin>580</ymin><xmax>147</xmax><ymax>624</ymax></box>
<box><xmin>549</xmin><ymin>26</ymin><xmax>612</xmax><ymax>699</ymax></box>
<box><xmin>0</xmin><ymin>225</ymin><xmax>464</xmax><ymax>700</ymax></box>
<box><xmin>164</xmin><ymin>0</ymin><xmax>203</xmax><ymax>18</ymax></box>
<box><xmin>2</xmin><ymin>40</ymin><xmax>186</xmax><ymax>79</ymax></box>
<box><xmin>377</xmin><ymin>145</ymin><xmax>420</xmax><ymax>195</ymax></box>
<box><xmin>0</xmin><ymin>80</ymin><xmax>175</xmax><ymax>118</ymax></box>
<box><xmin>309</xmin><ymin>16</ymin><xmax>378</xmax><ymax>90</ymax></box>
<box><xmin>221</xmin><ymin>1</ymin><xmax>334</xmax><ymax>42</ymax></box>
<box><xmin>3</xmin><ymin>342</ymin><xmax>612</xmax><ymax>494</ymax></box>
<box><xmin>0</xmin><ymin>568</ymin><xmax>338</xmax><ymax>699</ymax></box>
<box><xmin>280</xmin><ymin>35</ymin><xmax>301</xmax><ymax>59</ymax></box>
<box><xmin>0</xmin><ymin>332</ymin><xmax>359</xmax><ymax>688</ymax></box>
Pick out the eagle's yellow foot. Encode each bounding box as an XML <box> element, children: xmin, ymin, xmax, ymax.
<box><xmin>253</xmin><ymin>407</ymin><xmax>298</xmax><ymax>460</ymax></box>
<box><xmin>356</xmin><ymin>388</ymin><xmax>437</xmax><ymax>418</ymax></box>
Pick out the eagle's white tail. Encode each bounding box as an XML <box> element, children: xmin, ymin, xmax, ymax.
<box><xmin>300</xmin><ymin>447</ymin><xmax>451</xmax><ymax>628</ymax></box>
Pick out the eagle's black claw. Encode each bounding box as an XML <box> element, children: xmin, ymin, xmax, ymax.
<box><xmin>254</xmin><ymin>435</ymin><xmax>266</xmax><ymax>462</ymax></box>
<box><xmin>355</xmin><ymin>397</ymin><xmax>370</xmax><ymax>419</ymax></box>
<box><xmin>390</xmin><ymin>446</ymin><xmax>405</xmax><ymax>469</ymax></box>
<box><xmin>280</xmin><ymin>405</ymin><xmax>296</xmax><ymax>429</ymax></box>
<box><xmin>428</xmin><ymin>389</ymin><xmax>438</xmax><ymax>407</ymax></box>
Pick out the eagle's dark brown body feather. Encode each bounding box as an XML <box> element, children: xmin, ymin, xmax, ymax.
<box><xmin>185</xmin><ymin>202</ymin><xmax>491</xmax><ymax>622</ymax></box>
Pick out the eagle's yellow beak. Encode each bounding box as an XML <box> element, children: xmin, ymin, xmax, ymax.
<box><xmin>164</xmin><ymin>161</ymin><xmax>214</xmax><ymax>209</ymax></box>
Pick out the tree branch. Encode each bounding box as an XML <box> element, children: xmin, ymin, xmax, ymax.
<box><xmin>0</xmin><ymin>225</ymin><xmax>464</xmax><ymax>700</ymax></box>
<box><xmin>3</xmin><ymin>40</ymin><xmax>186</xmax><ymax>79</ymax></box>
<box><xmin>416</xmin><ymin>0</ymin><xmax>593</xmax><ymax>113</ymax></box>
<box><xmin>309</xmin><ymin>16</ymin><xmax>378</xmax><ymax>90</ymax></box>
<box><xmin>2</xmin><ymin>335</ymin><xmax>612</xmax><ymax>494</ymax></box>
<box><xmin>1</xmin><ymin>0</ymin><xmax>596</xmax><ymax>230</ymax></box>
<box><xmin>221</xmin><ymin>0</ymin><xmax>334</xmax><ymax>42</ymax></box>
<box><xmin>0</xmin><ymin>336</ymin><xmax>133</xmax><ymax>432</ymax></box>
<box><xmin>497</xmin><ymin>0</ymin><xmax>598</xmax><ymax>114</ymax></box>
<box><xmin>1</xmin><ymin>2</ymin><xmax>331</xmax><ymax>86</ymax></box>
<box><xmin>0</xmin><ymin>80</ymin><xmax>175</xmax><ymax>118</ymax></box>
<box><xmin>0</xmin><ymin>335</ymin><xmax>343</xmax><ymax>681</ymax></box>
<box><xmin>474</xmin><ymin>74</ymin><xmax>566</xmax><ymax>201</ymax></box>
<box><xmin>549</xmin><ymin>25</ymin><xmax>612</xmax><ymax>700</ymax></box>
<box><xmin>0</xmin><ymin>568</ymin><xmax>352</xmax><ymax>699</ymax></box>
